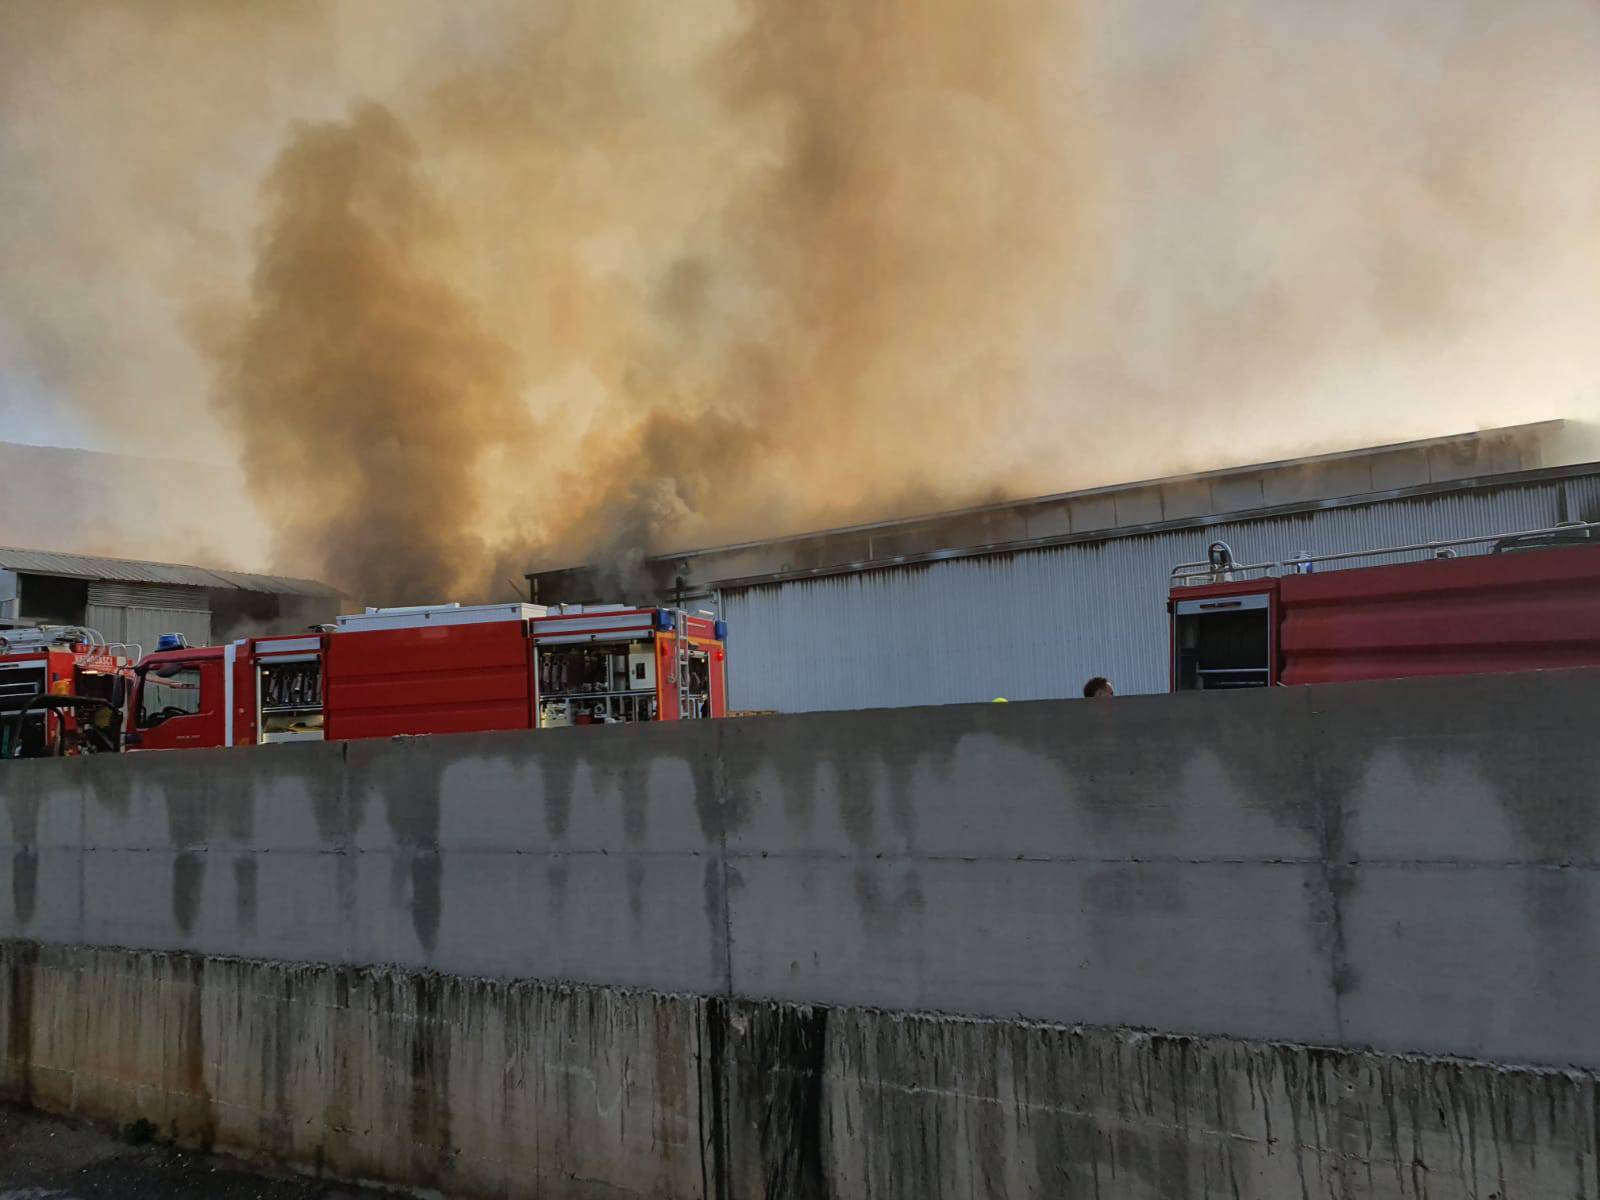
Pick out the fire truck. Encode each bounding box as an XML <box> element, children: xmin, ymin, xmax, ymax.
<box><xmin>127</xmin><ymin>602</ymin><xmax>728</xmax><ymax>752</ymax></box>
<box><xmin>0</xmin><ymin>626</ymin><xmax>137</xmax><ymax>758</ymax></box>
<box><xmin>1169</xmin><ymin>522</ymin><xmax>1600</xmax><ymax>690</ymax></box>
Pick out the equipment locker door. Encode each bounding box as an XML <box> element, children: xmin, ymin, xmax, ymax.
<box><xmin>1171</xmin><ymin>586</ymin><xmax>1278</xmax><ymax>690</ymax></box>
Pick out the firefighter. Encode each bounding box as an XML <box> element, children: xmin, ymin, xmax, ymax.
<box><xmin>1082</xmin><ymin>676</ymin><xmax>1114</xmax><ymax>699</ymax></box>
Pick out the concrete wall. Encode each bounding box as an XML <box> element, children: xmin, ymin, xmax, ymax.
<box><xmin>3</xmin><ymin>941</ymin><xmax>1597</xmax><ymax>1200</ymax></box>
<box><xmin>6</xmin><ymin>669</ymin><xmax>1599</xmax><ymax>1071</ymax></box>
<box><xmin>5</xmin><ymin>669</ymin><xmax>1600</xmax><ymax>1195</ymax></box>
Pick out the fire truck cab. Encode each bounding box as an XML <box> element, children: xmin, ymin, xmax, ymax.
<box><xmin>127</xmin><ymin>601</ymin><xmax>728</xmax><ymax>752</ymax></box>
<box><xmin>1170</xmin><ymin>523</ymin><xmax>1600</xmax><ymax>690</ymax></box>
<box><xmin>129</xmin><ymin>631</ymin><xmax>327</xmax><ymax>752</ymax></box>
<box><xmin>0</xmin><ymin>626</ymin><xmax>136</xmax><ymax>758</ymax></box>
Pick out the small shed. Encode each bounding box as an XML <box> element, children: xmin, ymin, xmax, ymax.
<box><xmin>0</xmin><ymin>547</ymin><xmax>339</xmax><ymax>654</ymax></box>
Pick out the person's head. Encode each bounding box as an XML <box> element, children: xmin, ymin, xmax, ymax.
<box><xmin>1082</xmin><ymin>676</ymin><xmax>1113</xmax><ymax>699</ymax></box>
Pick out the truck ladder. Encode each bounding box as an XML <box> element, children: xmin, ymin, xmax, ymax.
<box><xmin>674</xmin><ymin>610</ymin><xmax>694</xmax><ymax>720</ymax></box>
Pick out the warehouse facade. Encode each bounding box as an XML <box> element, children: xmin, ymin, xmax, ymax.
<box><xmin>0</xmin><ymin>547</ymin><xmax>338</xmax><ymax>653</ymax></box>
<box><xmin>531</xmin><ymin>421</ymin><xmax>1594</xmax><ymax>710</ymax></box>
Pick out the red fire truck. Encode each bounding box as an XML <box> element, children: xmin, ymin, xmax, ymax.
<box><xmin>127</xmin><ymin>602</ymin><xmax>728</xmax><ymax>752</ymax></box>
<box><xmin>1169</xmin><ymin>522</ymin><xmax>1600</xmax><ymax>690</ymax></box>
<box><xmin>0</xmin><ymin>626</ymin><xmax>137</xmax><ymax>758</ymax></box>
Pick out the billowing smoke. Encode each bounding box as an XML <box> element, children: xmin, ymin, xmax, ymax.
<box><xmin>211</xmin><ymin>103</ymin><xmax>524</xmax><ymax>604</ymax></box>
<box><xmin>4</xmin><ymin>1</ymin><xmax>1600</xmax><ymax>602</ymax></box>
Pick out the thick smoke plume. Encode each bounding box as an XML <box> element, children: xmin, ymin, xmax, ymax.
<box><xmin>213</xmin><ymin>103</ymin><xmax>523</xmax><ymax>604</ymax></box>
<box><xmin>4</xmin><ymin>1</ymin><xmax>1600</xmax><ymax>602</ymax></box>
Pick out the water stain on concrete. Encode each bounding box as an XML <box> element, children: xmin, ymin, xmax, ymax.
<box><xmin>627</xmin><ymin>858</ymin><xmax>645</xmax><ymax>930</ymax></box>
<box><xmin>172</xmin><ymin>851</ymin><xmax>204</xmax><ymax>936</ymax></box>
<box><xmin>404</xmin><ymin>973</ymin><xmax>454</xmax><ymax>1186</ymax></box>
<box><xmin>547</xmin><ymin>859</ymin><xmax>570</xmax><ymax>920</ymax></box>
<box><xmin>537</xmin><ymin>749</ymin><xmax>577</xmax><ymax>843</ymax></box>
<box><xmin>851</xmin><ymin>865</ymin><xmax>925</xmax><ymax>938</ymax></box>
<box><xmin>371</xmin><ymin>743</ymin><xmax>445</xmax><ymax>957</ymax></box>
<box><xmin>310</xmin><ymin>744</ymin><xmax>350</xmax><ymax>845</ymax></box>
<box><xmin>233</xmin><ymin>857</ymin><xmax>258</xmax><ymax>936</ymax></box>
<box><xmin>721</xmin><ymin>710</ymin><xmax>953</xmax><ymax>850</ymax></box>
<box><xmin>3</xmin><ymin>941</ymin><xmax>36</xmax><ymax>1106</ymax></box>
<box><xmin>534</xmin><ymin>732</ymin><xmax>713</xmax><ymax>848</ymax></box>
<box><xmin>8</xmin><ymin>851</ymin><xmax>35</xmax><ymax>931</ymax></box>
<box><xmin>4</xmin><ymin>794</ymin><xmax>41</xmax><ymax>932</ymax></box>
<box><xmin>703</xmin><ymin>857</ymin><xmax>728</xmax><ymax>987</ymax></box>
<box><xmin>409</xmin><ymin>852</ymin><xmax>441</xmax><ymax>955</ymax></box>
<box><xmin>720</xmin><ymin>1001</ymin><xmax>827</xmax><ymax>1200</ymax></box>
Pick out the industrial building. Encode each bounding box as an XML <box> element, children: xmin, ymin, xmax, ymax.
<box><xmin>529</xmin><ymin>420</ymin><xmax>1597</xmax><ymax>710</ymax></box>
<box><xmin>0</xmin><ymin>546</ymin><xmax>339</xmax><ymax>653</ymax></box>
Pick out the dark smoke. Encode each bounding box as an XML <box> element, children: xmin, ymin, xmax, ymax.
<box><xmin>212</xmin><ymin>103</ymin><xmax>525</xmax><ymax>604</ymax></box>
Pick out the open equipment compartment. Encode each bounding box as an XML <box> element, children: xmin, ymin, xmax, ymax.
<box><xmin>537</xmin><ymin>640</ymin><xmax>659</xmax><ymax>726</ymax></box>
<box><xmin>530</xmin><ymin>604</ymin><xmax>724</xmax><ymax>727</ymax></box>
<box><xmin>253</xmin><ymin>636</ymin><xmax>325</xmax><ymax>743</ymax></box>
<box><xmin>0</xmin><ymin>657</ymin><xmax>49</xmax><ymax>756</ymax></box>
<box><xmin>1172</xmin><ymin>589</ymin><xmax>1275</xmax><ymax>690</ymax></box>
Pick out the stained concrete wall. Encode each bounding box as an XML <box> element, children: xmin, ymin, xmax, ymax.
<box><xmin>4</xmin><ymin>669</ymin><xmax>1600</xmax><ymax>1072</ymax></box>
<box><xmin>3</xmin><ymin>941</ymin><xmax>1598</xmax><ymax>1200</ymax></box>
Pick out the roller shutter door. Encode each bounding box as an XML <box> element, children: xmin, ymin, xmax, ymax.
<box><xmin>86</xmin><ymin>582</ymin><xmax>212</xmax><ymax>651</ymax></box>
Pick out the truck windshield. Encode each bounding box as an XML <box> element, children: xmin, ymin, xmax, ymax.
<box><xmin>139</xmin><ymin>666</ymin><xmax>202</xmax><ymax>726</ymax></box>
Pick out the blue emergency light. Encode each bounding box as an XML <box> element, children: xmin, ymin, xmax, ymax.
<box><xmin>156</xmin><ymin>632</ymin><xmax>188</xmax><ymax>652</ymax></box>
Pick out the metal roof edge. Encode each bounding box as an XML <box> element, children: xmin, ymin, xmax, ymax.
<box><xmin>646</xmin><ymin>419</ymin><xmax>1568</xmax><ymax>564</ymax></box>
<box><xmin>0</xmin><ymin>546</ymin><xmax>340</xmax><ymax>597</ymax></box>
<box><xmin>706</xmin><ymin>458</ymin><xmax>1600</xmax><ymax>593</ymax></box>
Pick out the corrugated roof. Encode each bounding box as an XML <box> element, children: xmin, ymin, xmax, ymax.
<box><xmin>672</xmin><ymin>419</ymin><xmax>1567</xmax><ymax>560</ymax></box>
<box><xmin>528</xmin><ymin>419</ymin><xmax>1571</xmax><ymax>598</ymax></box>
<box><xmin>0</xmin><ymin>546</ymin><xmax>338</xmax><ymax>597</ymax></box>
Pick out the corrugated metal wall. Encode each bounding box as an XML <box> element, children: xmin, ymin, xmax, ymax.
<box><xmin>719</xmin><ymin>475</ymin><xmax>1600</xmax><ymax>711</ymax></box>
<box><xmin>85</xmin><ymin>582</ymin><xmax>211</xmax><ymax>655</ymax></box>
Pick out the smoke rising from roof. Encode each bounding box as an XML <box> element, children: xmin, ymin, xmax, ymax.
<box><xmin>3</xmin><ymin>1</ymin><xmax>1600</xmax><ymax>602</ymax></box>
<box><xmin>211</xmin><ymin>102</ymin><xmax>525</xmax><ymax>604</ymax></box>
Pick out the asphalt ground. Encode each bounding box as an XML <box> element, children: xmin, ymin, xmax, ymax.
<box><xmin>0</xmin><ymin>1106</ymin><xmax>403</xmax><ymax>1200</ymax></box>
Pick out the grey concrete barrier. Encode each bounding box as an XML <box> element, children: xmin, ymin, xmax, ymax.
<box><xmin>3</xmin><ymin>668</ymin><xmax>1599</xmax><ymax>1068</ymax></box>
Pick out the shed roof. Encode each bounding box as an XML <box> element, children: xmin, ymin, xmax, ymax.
<box><xmin>0</xmin><ymin>546</ymin><xmax>338</xmax><ymax>597</ymax></box>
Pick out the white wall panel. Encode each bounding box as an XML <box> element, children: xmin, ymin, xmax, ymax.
<box><xmin>86</xmin><ymin>604</ymin><xmax>210</xmax><ymax>657</ymax></box>
<box><xmin>720</xmin><ymin>479</ymin><xmax>1575</xmax><ymax>711</ymax></box>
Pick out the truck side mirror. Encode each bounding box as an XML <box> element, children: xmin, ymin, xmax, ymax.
<box><xmin>111</xmin><ymin>676</ymin><xmax>128</xmax><ymax>708</ymax></box>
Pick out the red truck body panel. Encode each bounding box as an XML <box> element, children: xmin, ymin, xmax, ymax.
<box><xmin>1170</xmin><ymin>541</ymin><xmax>1600</xmax><ymax>690</ymax></box>
<box><xmin>324</xmin><ymin>620</ymin><xmax>533</xmax><ymax>741</ymax></box>
<box><xmin>1277</xmin><ymin>544</ymin><xmax>1600</xmax><ymax>685</ymax></box>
